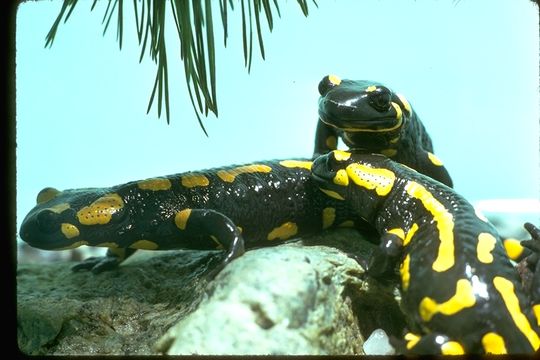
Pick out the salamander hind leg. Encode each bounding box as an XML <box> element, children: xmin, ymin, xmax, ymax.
<box><xmin>72</xmin><ymin>248</ymin><xmax>137</xmax><ymax>274</ymax></box>
<box><xmin>175</xmin><ymin>208</ymin><xmax>245</xmax><ymax>278</ymax></box>
<box><xmin>363</xmin><ymin>230</ymin><xmax>404</xmax><ymax>280</ymax></box>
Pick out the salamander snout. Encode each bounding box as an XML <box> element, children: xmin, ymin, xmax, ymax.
<box><xmin>311</xmin><ymin>150</ymin><xmax>354</xmax><ymax>197</ymax></box>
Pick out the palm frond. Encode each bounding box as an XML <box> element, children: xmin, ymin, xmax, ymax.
<box><xmin>45</xmin><ymin>0</ymin><xmax>317</xmax><ymax>133</ymax></box>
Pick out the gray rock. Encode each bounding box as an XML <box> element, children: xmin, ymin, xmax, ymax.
<box><xmin>17</xmin><ymin>229</ymin><xmax>404</xmax><ymax>355</ymax></box>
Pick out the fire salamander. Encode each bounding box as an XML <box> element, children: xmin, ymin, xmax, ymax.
<box><xmin>19</xmin><ymin>159</ymin><xmax>360</xmax><ymax>273</ymax></box>
<box><xmin>311</xmin><ymin>150</ymin><xmax>540</xmax><ymax>354</ymax></box>
<box><xmin>315</xmin><ymin>75</ymin><xmax>453</xmax><ymax>188</ymax></box>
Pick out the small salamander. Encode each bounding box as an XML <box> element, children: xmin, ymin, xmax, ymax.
<box><xmin>315</xmin><ymin>75</ymin><xmax>453</xmax><ymax>188</ymax></box>
<box><xmin>19</xmin><ymin>159</ymin><xmax>360</xmax><ymax>273</ymax></box>
<box><xmin>311</xmin><ymin>150</ymin><xmax>540</xmax><ymax>354</ymax></box>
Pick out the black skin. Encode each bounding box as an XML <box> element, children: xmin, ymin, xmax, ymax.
<box><xmin>522</xmin><ymin>223</ymin><xmax>540</xmax><ymax>305</ymax></box>
<box><xmin>19</xmin><ymin>159</ymin><xmax>363</xmax><ymax>274</ymax></box>
<box><xmin>311</xmin><ymin>151</ymin><xmax>540</xmax><ymax>354</ymax></box>
<box><xmin>314</xmin><ymin>75</ymin><xmax>453</xmax><ymax>188</ymax></box>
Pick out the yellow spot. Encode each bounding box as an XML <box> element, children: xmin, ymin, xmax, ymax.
<box><xmin>389</xmin><ymin>136</ymin><xmax>401</xmax><ymax>144</ymax></box>
<box><xmin>57</xmin><ymin>240</ymin><xmax>88</xmax><ymax>250</ymax></box>
<box><xmin>48</xmin><ymin>203</ymin><xmax>71</xmax><ymax>214</ymax></box>
<box><xmin>493</xmin><ymin>276</ymin><xmax>540</xmax><ymax>350</ymax></box>
<box><xmin>37</xmin><ymin>187</ymin><xmax>60</xmax><ymax>204</ymax></box>
<box><xmin>319</xmin><ymin>188</ymin><xmax>344</xmax><ymax>200</ymax></box>
<box><xmin>388</xmin><ymin>228</ymin><xmax>405</xmax><ymax>240</ymax></box>
<box><xmin>346</xmin><ymin>163</ymin><xmax>396</xmax><ymax>196</ymax></box>
<box><xmin>338</xmin><ymin>220</ymin><xmax>355</xmax><ymax>228</ymax></box>
<box><xmin>237</xmin><ymin>226</ymin><xmax>243</xmax><ymax>233</ymax></box>
<box><xmin>404</xmin><ymin>332</ymin><xmax>421</xmax><ymax>350</ymax></box>
<box><xmin>217</xmin><ymin>164</ymin><xmax>272</xmax><ymax>183</ymax></box>
<box><xmin>328</xmin><ymin>74</ymin><xmax>341</xmax><ymax>86</ymax></box>
<box><xmin>333</xmin><ymin>169</ymin><xmax>349</xmax><ymax>186</ymax></box>
<box><xmin>175</xmin><ymin>209</ymin><xmax>191</xmax><ymax>230</ymax></box>
<box><xmin>533</xmin><ymin>305</ymin><xmax>540</xmax><ymax>327</ymax></box>
<box><xmin>482</xmin><ymin>332</ymin><xmax>507</xmax><ymax>354</ymax></box>
<box><xmin>427</xmin><ymin>152</ymin><xmax>444</xmax><ymax>166</ymax></box>
<box><xmin>61</xmin><ymin>223</ymin><xmax>79</xmax><ymax>239</ymax></box>
<box><xmin>477</xmin><ymin>233</ymin><xmax>497</xmax><ymax>263</ymax></box>
<box><xmin>396</xmin><ymin>93</ymin><xmax>412</xmax><ymax>114</ymax></box>
<box><xmin>503</xmin><ymin>238</ymin><xmax>524</xmax><ymax>261</ymax></box>
<box><xmin>267</xmin><ymin>221</ymin><xmax>298</xmax><ymax>241</ymax></box>
<box><xmin>403</xmin><ymin>223</ymin><xmax>419</xmax><ymax>246</ymax></box>
<box><xmin>366</xmin><ymin>85</ymin><xmax>377</xmax><ymax>92</ymax></box>
<box><xmin>129</xmin><ymin>240</ymin><xmax>159</xmax><ymax>250</ymax></box>
<box><xmin>419</xmin><ymin>279</ymin><xmax>476</xmax><ymax>322</ymax></box>
<box><xmin>96</xmin><ymin>242</ymin><xmax>119</xmax><ymax>248</ymax></box>
<box><xmin>181</xmin><ymin>173</ymin><xmax>210</xmax><ymax>188</ymax></box>
<box><xmin>325</xmin><ymin>136</ymin><xmax>337</xmax><ymax>150</ymax></box>
<box><xmin>279</xmin><ymin>160</ymin><xmax>312</xmax><ymax>170</ymax></box>
<box><xmin>137</xmin><ymin>177</ymin><xmax>172</xmax><ymax>191</ymax></box>
<box><xmin>77</xmin><ymin>193</ymin><xmax>124</xmax><ymax>225</ymax></box>
<box><xmin>400</xmin><ymin>254</ymin><xmax>411</xmax><ymax>291</ymax></box>
<box><xmin>475</xmin><ymin>208</ymin><xmax>489</xmax><ymax>222</ymax></box>
<box><xmin>441</xmin><ymin>341</ymin><xmax>465</xmax><ymax>355</ymax></box>
<box><xmin>333</xmin><ymin>150</ymin><xmax>351</xmax><ymax>161</ymax></box>
<box><xmin>322</xmin><ymin>207</ymin><xmax>336</xmax><ymax>229</ymax></box>
<box><xmin>381</xmin><ymin>148</ymin><xmax>398</xmax><ymax>157</ymax></box>
<box><xmin>391</xmin><ymin>102</ymin><xmax>402</xmax><ymax>120</ymax></box>
<box><xmin>405</xmin><ymin>181</ymin><xmax>455</xmax><ymax>272</ymax></box>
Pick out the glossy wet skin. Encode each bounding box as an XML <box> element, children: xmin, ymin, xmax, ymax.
<box><xmin>318</xmin><ymin>77</ymin><xmax>407</xmax><ymax>133</ymax></box>
<box><xmin>311</xmin><ymin>150</ymin><xmax>540</xmax><ymax>354</ymax></box>
<box><xmin>19</xmin><ymin>159</ymin><xmax>361</xmax><ymax>255</ymax></box>
<box><xmin>314</xmin><ymin>75</ymin><xmax>453</xmax><ymax>188</ymax></box>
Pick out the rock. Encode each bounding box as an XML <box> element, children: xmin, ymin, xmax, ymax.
<box><xmin>363</xmin><ymin>328</ymin><xmax>395</xmax><ymax>355</ymax></box>
<box><xmin>17</xmin><ymin>229</ymin><xmax>405</xmax><ymax>355</ymax></box>
<box><xmin>17</xmin><ymin>250</ymin><xmax>216</xmax><ymax>355</ymax></box>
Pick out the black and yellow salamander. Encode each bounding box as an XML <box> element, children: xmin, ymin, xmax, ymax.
<box><xmin>311</xmin><ymin>149</ymin><xmax>540</xmax><ymax>354</ymax></box>
<box><xmin>19</xmin><ymin>159</ymin><xmax>361</xmax><ymax>273</ymax></box>
<box><xmin>314</xmin><ymin>75</ymin><xmax>453</xmax><ymax>188</ymax></box>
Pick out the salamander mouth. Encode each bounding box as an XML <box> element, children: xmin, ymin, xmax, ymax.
<box><xmin>19</xmin><ymin>229</ymin><xmax>72</xmax><ymax>250</ymax></box>
<box><xmin>319</xmin><ymin>114</ymin><xmax>401</xmax><ymax>132</ymax></box>
<box><xmin>318</xmin><ymin>99</ymin><xmax>403</xmax><ymax>133</ymax></box>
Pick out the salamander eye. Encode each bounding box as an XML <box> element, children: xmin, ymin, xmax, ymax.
<box><xmin>36</xmin><ymin>209</ymin><xmax>61</xmax><ymax>234</ymax></box>
<box><xmin>368</xmin><ymin>86</ymin><xmax>392</xmax><ymax>112</ymax></box>
<box><xmin>318</xmin><ymin>74</ymin><xmax>342</xmax><ymax>96</ymax></box>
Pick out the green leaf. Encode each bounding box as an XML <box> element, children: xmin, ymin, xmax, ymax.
<box><xmin>45</xmin><ymin>0</ymin><xmax>316</xmax><ymax>133</ymax></box>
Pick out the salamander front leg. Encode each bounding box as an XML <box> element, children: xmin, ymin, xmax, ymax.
<box><xmin>313</xmin><ymin>120</ymin><xmax>338</xmax><ymax>159</ymax></box>
<box><xmin>72</xmin><ymin>248</ymin><xmax>137</xmax><ymax>274</ymax></box>
<box><xmin>176</xmin><ymin>208</ymin><xmax>245</xmax><ymax>277</ymax></box>
<box><xmin>363</xmin><ymin>230</ymin><xmax>403</xmax><ymax>280</ymax></box>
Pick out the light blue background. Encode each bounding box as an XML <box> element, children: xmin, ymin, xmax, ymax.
<box><xmin>16</xmin><ymin>0</ymin><xmax>539</xmax><ymax>243</ymax></box>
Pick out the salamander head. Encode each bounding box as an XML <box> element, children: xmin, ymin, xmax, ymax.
<box><xmin>318</xmin><ymin>75</ymin><xmax>413</xmax><ymax>150</ymax></box>
<box><xmin>312</xmin><ymin>150</ymin><xmax>396</xmax><ymax>221</ymax></box>
<box><xmin>19</xmin><ymin>187</ymin><xmax>127</xmax><ymax>250</ymax></box>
